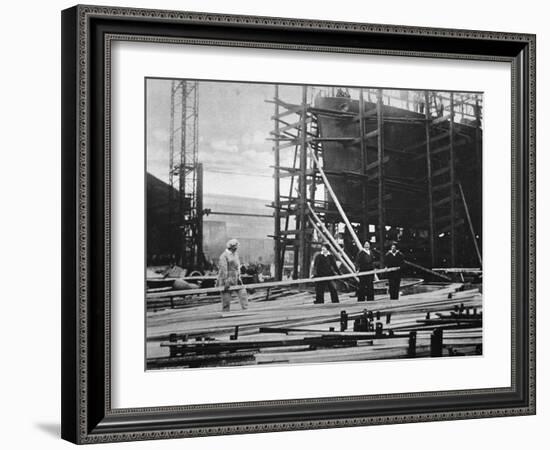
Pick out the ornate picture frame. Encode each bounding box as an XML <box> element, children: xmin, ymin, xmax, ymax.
<box><xmin>61</xmin><ymin>4</ymin><xmax>535</xmax><ymax>444</ymax></box>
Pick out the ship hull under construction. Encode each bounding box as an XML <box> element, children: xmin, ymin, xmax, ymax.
<box><xmin>271</xmin><ymin>89</ymin><xmax>483</xmax><ymax>278</ymax></box>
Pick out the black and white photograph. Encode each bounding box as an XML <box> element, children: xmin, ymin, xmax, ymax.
<box><xmin>145</xmin><ymin>79</ymin><xmax>484</xmax><ymax>370</ymax></box>
<box><xmin>1</xmin><ymin>0</ymin><xmax>543</xmax><ymax>446</ymax></box>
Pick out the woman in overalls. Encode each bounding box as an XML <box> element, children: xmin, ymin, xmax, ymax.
<box><xmin>217</xmin><ymin>239</ymin><xmax>249</xmax><ymax>312</ymax></box>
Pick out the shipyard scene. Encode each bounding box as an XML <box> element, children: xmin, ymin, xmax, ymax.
<box><xmin>145</xmin><ymin>79</ymin><xmax>483</xmax><ymax>370</ymax></box>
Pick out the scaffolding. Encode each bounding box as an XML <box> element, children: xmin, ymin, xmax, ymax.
<box><xmin>168</xmin><ymin>80</ymin><xmax>204</xmax><ymax>269</ymax></box>
<box><xmin>270</xmin><ymin>86</ymin><xmax>483</xmax><ymax>280</ymax></box>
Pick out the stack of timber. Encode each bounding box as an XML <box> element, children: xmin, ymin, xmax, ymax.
<box><xmin>146</xmin><ymin>280</ymin><xmax>482</xmax><ymax>369</ymax></box>
<box><xmin>146</xmin><ymin>279</ymin><xmax>423</xmax><ymax>312</ymax></box>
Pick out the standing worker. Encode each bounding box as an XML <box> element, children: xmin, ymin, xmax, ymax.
<box><xmin>385</xmin><ymin>241</ymin><xmax>405</xmax><ymax>300</ymax></box>
<box><xmin>312</xmin><ymin>244</ymin><xmax>341</xmax><ymax>304</ymax></box>
<box><xmin>217</xmin><ymin>239</ymin><xmax>249</xmax><ymax>312</ymax></box>
<box><xmin>355</xmin><ymin>241</ymin><xmax>375</xmax><ymax>302</ymax></box>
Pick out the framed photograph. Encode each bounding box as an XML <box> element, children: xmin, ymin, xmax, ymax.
<box><xmin>61</xmin><ymin>4</ymin><xmax>536</xmax><ymax>444</ymax></box>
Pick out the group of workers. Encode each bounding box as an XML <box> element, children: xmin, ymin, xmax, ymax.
<box><xmin>312</xmin><ymin>241</ymin><xmax>404</xmax><ymax>304</ymax></box>
<box><xmin>216</xmin><ymin>238</ymin><xmax>405</xmax><ymax>311</ymax></box>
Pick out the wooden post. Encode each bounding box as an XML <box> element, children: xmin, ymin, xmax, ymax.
<box><xmin>430</xmin><ymin>328</ymin><xmax>444</xmax><ymax>357</ymax></box>
<box><xmin>273</xmin><ymin>85</ymin><xmax>282</xmax><ymax>280</ymax></box>
<box><xmin>376</xmin><ymin>89</ymin><xmax>386</xmax><ymax>265</ymax></box>
<box><xmin>298</xmin><ymin>86</ymin><xmax>309</xmax><ymax>278</ymax></box>
<box><xmin>292</xmin><ymin>243</ymin><xmax>299</xmax><ymax>280</ymax></box>
<box><xmin>282</xmin><ymin>143</ymin><xmax>300</xmax><ymax>279</ymax></box>
<box><xmin>310</xmin><ymin>129</ymin><xmax>318</xmax><ymax>205</ymax></box>
<box><xmin>407</xmin><ymin>331</ymin><xmax>417</xmax><ymax>357</ymax></box>
<box><xmin>231</xmin><ymin>326</ymin><xmax>239</xmax><ymax>340</ymax></box>
<box><xmin>308</xmin><ymin>105</ymin><xmax>318</xmax><ymax>279</ymax></box>
<box><xmin>449</xmin><ymin>92</ymin><xmax>456</xmax><ymax>266</ymax></box>
<box><xmin>425</xmin><ymin>91</ymin><xmax>436</xmax><ymax>267</ymax></box>
<box><xmin>340</xmin><ymin>311</ymin><xmax>348</xmax><ymax>332</ymax></box>
<box><xmin>359</xmin><ymin>89</ymin><xmax>369</xmax><ymax>242</ymax></box>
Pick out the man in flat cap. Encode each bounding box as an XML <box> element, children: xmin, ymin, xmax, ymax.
<box><xmin>217</xmin><ymin>239</ymin><xmax>249</xmax><ymax>312</ymax></box>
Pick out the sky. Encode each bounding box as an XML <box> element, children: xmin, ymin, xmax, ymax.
<box><xmin>146</xmin><ymin>79</ymin><xmax>304</xmax><ymax>200</ymax></box>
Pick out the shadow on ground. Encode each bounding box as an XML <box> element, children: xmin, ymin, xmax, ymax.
<box><xmin>35</xmin><ymin>422</ymin><xmax>60</xmax><ymax>438</ymax></box>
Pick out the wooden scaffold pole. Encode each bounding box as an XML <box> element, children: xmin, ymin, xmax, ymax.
<box><xmin>359</xmin><ymin>89</ymin><xmax>369</xmax><ymax>242</ymax></box>
<box><xmin>273</xmin><ymin>85</ymin><xmax>282</xmax><ymax>280</ymax></box>
<box><xmin>376</xmin><ymin>89</ymin><xmax>386</xmax><ymax>265</ymax></box>
<box><xmin>449</xmin><ymin>92</ymin><xmax>456</xmax><ymax>266</ymax></box>
<box><xmin>298</xmin><ymin>86</ymin><xmax>309</xmax><ymax>279</ymax></box>
<box><xmin>425</xmin><ymin>90</ymin><xmax>436</xmax><ymax>267</ymax></box>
